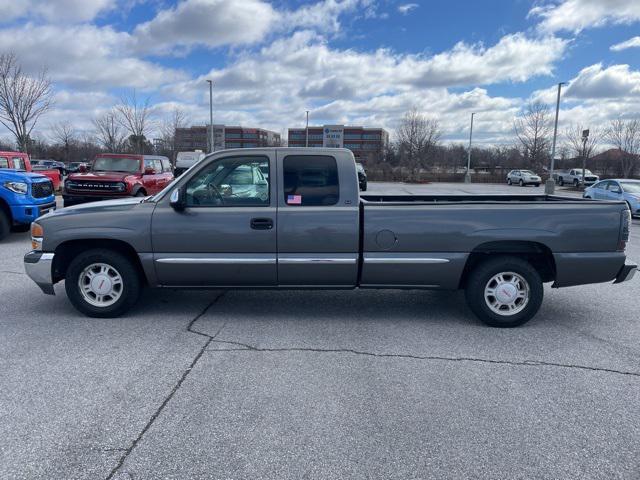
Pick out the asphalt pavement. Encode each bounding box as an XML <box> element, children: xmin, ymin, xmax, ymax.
<box><xmin>0</xmin><ymin>182</ymin><xmax>638</xmax><ymax>479</ymax></box>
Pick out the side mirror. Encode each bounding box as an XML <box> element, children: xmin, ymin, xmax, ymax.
<box><xmin>144</xmin><ymin>167</ymin><xmax>156</xmax><ymax>175</ymax></box>
<box><xmin>79</xmin><ymin>164</ymin><xmax>87</xmax><ymax>173</ymax></box>
<box><xmin>170</xmin><ymin>187</ymin><xmax>186</xmax><ymax>211</ymax></box>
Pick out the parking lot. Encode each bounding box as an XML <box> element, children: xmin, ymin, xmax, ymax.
<box><xmin>1</xmin><ymin>182</ymin><xmax>639</xmax><ymax>479</ymax></box>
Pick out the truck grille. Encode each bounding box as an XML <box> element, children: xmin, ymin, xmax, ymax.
<box><xmin>31</xmin><ymin>181</ymin><xmax>53</xmax><ymax>198</ymax></box>
<box><xmin>66</xmin><ymin>181</ymin><xmax>122</xmax><ymax>192</ymax></box>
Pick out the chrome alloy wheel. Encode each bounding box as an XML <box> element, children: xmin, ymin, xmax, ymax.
<box><xmin>78</xmin><ymin>263</ymin><xmax>123</xmax><ymax>307</ymax></box>
<box><xmin>484</xmin><ymin>271</ymin><xmax>529</xmax><ymax>316</ymax></box>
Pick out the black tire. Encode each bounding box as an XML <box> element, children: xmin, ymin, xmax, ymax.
<box><xmin>65</xmin><ymin>248</ymin><xmax>141</xmax><ymax>317</ymax></box>
<box><xmin>535</xmin><ymin>183</ymin><xmax>540</xmax><ymax>187</ymax></box>
<box><xmin>574</xmin><ymin>179</ymin><xmax>580</xmax><ymax>188</ymax></box>
<box><xmin>135</xmin><ymin>190</ymin><xmax>147</xmax><ymax>197</ymax></box>
<box><xmin>507</xmin><ymin>178</ymin><xmax>512</xmax><ymax>185</ymax></box>
<box><xmin>361</xmin><ymin>182</ymin><xmax>367</xmax><ymax>191</ymax></box>
<box><xmin>519</xmin><ymin>179</ymin><xmax>524</xmax><ymax>187</ymax></box>
<box><xmin>0</xmin><ymin>209</ymin><xmax>10</xmax><ymax>241</ymax></box>
<box><xmin>558</xmin><ymin>178</ymin><xmax>564</xmax><ymax>186</ymax></box>
<box><xmin>465</xmin><ymin>256</ymin><xmax>544</xmax><ymax>328</ymax></box>
<box><xmin>11</xmin><ymin>223</ymin><xmax>31</xmax><ymax>233</ymax></box>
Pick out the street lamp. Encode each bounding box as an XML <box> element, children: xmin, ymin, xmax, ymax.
<box><xmin>305</xmin><ymin>110</ymin><xmax>309</xmax><ymax>148</ymax></box>
<box><xmin>464</xmin><ymin>112</ymin><xmax>475</xmax><ymax>184</ymax></box>
<box><xmin>545</xmin><ymin>81</ymin><xmax>567</xmax><ymax>194</ymax></box>
<box><xmin>206</xmin><ymin>79</ymin><xmax>214</xmax><ymax>153</ymax></box>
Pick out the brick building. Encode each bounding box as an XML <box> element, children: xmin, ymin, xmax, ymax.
<box><xmin>287</xmin><ymin>125</ymin><xmax>389</xmax><ymax>162</ymax></box>
<box><xmin>175</xmin><ymin>125</ymin><xmax>281</xmax><ymax>152</ymax></box>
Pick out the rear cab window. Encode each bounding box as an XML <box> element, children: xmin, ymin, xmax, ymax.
<box><xmin>283</xmin><ymin>155</ymin><xmax>339</xmax><ymax>206</ymax></box>
<box><xmin>0</xmin><ymin>157</ymin><xmax>8</xmax><ymax>168</ymax></box>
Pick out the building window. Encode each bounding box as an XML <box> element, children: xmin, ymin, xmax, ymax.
<box><xmin>362</xmin><ymin>134</ymin><xmax>380</xmax><ymax>140</ymax></box>
<box><xmin>344</xmin><ymin>134</ymin><xmax>361</xmax><ymax>140</ymax></box>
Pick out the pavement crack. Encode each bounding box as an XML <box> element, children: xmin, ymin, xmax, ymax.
<box><xmin>210</xmin><ymin>339</ymin><xmax>640</xmax><ymax>378</ymax></box>
<box><xmin>105</xmin><ymin>292</ymin><xmax>226</xmax><ymax>480</ymax></box>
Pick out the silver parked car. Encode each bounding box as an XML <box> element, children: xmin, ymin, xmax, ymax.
<box><xmin>583</xmin><ymin>179</ymin><xmax>640</xmax><ymax>217</ymax></box>
<box><xmin>507</xmin><ymin>170</ymin><xmax>541</xmax><ymax>187</ymax></box>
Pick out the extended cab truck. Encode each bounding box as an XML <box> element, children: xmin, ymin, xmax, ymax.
<box><xmin>25</xmin><ymin>148</ymin><xmax>636</xmax><ymax>328</ymax></box>
<box><xmin>63</xmin><ymin>153</ymin><xmax>173</xmax><ymax>207</ymax></box>
<box><xmin>0</xmin><ymin>151</ymin><xmax>62</xmax><ymax>190</ymax></box>
<box><xmin>0</xmin><ymin>167</ymin><xmax>56</xmax><ymax>241</ymax></box>
<box><xmin>554</xmin><ymin>169</ymin><xmax>599</xmax><ymax>187</ymax></box>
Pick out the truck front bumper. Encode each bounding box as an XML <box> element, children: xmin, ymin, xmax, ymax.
<box><xmin>24</xmin><ymin>251</ymin><xmax>56</xmax><ymax>295</ymax></box>
<box><xmin>10</xmin><ymin>201</ymin><xmax>56</xmax><ymax>225</ymax></box>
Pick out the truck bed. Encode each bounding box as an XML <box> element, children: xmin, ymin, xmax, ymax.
<box><xmin>360</xmin><ymin>194</ymin><xmax>591</xmax><ymax>204</ymax></box>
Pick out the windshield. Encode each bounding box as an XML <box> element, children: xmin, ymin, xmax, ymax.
<box><xmin>621</xmin><ymin>182</ymin><xmax>640</xmax><ymax>194</ymax></box>
<box><xmin>92</xmin><ymin>156</ymin><xmax>140</xmax><ymax>173</ymax></box>
<box><xmin>521</xmin><ymin>170</ymin><xmax>535</xmax><ymax>175</ymax></box>
<box><xmin>580</xmin><ymin>169</ymin><xmax>593</xmax><ymax>175</ymax></box>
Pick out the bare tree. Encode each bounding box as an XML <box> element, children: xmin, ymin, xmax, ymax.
<box><xmin>396</xmin><ymin>107</ymin><xmax>442</xmax><ymax>180</ymax></box>
<box><xmin>114</xmin><ymin>90</ymin><xmax>153</xmax><ymax>154</ymax></box>
<box><xmin>0</xmin><ymin>53</ymin><xmax>53</xmax><ymax>152</ymax></box>
<box><xmin>605</xmin><ymin>118</ymin><xmax>640</xmax><ymax>178</ymax></box>
<box><xmin>514</xmin><ymin>101</ymin><xmax>552</xmax><ymax>170</ymax></box>
<box><xmin>160</xmin><ymin>107</ymin><xmax>188</xmax><ymax>163</ymax></box>
<box><xmin>93</xmin><ymin>111</ymin><xmax>125</xmax><ymax>152</ymax></box>
<box><xmin>50</xmin><ymin>121</ymin><xmax>77</xmax><ymax>162</ymax></box>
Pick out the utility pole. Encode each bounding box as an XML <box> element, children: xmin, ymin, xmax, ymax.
<box><xmin>464</xmin><ymin>112</ymin><xmax>475</xmax><ymax>183</ymax></box>
<box><xmin>305</xmin><ymin>110</ymin><xmax>309</xmax><ymax>148</ymax></box>
<box><xmin>545</xmin><ymin>82</ymin><xmax>566</xmax><ymax>194</ymax></box>
<box><xmin>581</xmin><ymin>129</ymin><xmax>589</xmax><ymax>188</ymax></box>
<box><xmin>206</xmin><ymin>80</ymin><xmax>214</xmax><ymax>153</ymax></box>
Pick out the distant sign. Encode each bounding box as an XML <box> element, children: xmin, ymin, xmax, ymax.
<box><xmin>582</xmin><ymin>129</ymin><xmax>590</xmax><ymax>139</ymax></box>
<box><xmin>323</xmin><ymin>125</ymin><xmax>344</xmax><ymax>148</ymax></box>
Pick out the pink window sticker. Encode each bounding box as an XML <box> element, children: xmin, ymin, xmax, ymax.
<box><xmin>287</xmin><ymin>194</ymin><xmax>302</xmax><ymax>205</ymax></box>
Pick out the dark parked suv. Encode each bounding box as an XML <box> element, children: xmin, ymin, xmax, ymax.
<box><xmin>63</xmin><ymin>154</ymin><xmax>173</xmax><ymax>207</ymax></box>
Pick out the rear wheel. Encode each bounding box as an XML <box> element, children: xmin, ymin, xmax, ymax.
<box><xmin>519</xmin><ymin>179</ymin><xmax>524</xmax><ymax>187</ymax></box>
<box><xmin>558</xmin><ymin>178</ymin><xmax>564</xmax><ymax>186</ymax></box>
<box><xmin>465</xmin><ymin>256</ymin><xmax>543</xmax><ymax>328</ymax></box>
<box><xmin>65</xmin><ymin>249</ymin><xmax>141</xmax><ymax>317</ymax></box>
<box><xmin>507</xmin><ymin>178</ymin><xmax>512</xmax><ymax>185</ymax></box>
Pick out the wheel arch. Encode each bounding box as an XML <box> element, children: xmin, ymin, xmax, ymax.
<box><xmin>53</xmin><ymin>238</ymin><xmax>148</xmax><ymax>285</ymax></box>
<box><xmin>458</xmin><ymin>240</ymin><xmax>556</xmax><ymax>288</ymax></box>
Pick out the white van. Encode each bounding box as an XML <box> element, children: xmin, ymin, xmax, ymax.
<box><xmin>175</xmin><ymin>151</ymin><xmax>206</xmax><ymax>176</ymax></box>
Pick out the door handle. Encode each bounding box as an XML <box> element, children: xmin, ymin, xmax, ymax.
<box><xmin>250</xmin><ymin>218</ymin><xmax>273</xmax><ymax>230</ymax></box>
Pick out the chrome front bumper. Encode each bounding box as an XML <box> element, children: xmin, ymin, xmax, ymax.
<box><xmin>24</xmin><ymin>251</ymin><xmax>56</xmax><ymax>295</ymax></box>
<box><xmin>614</xmin><ymin>264</ymin><xmax>637</xmax><ymax>284</ymax></box>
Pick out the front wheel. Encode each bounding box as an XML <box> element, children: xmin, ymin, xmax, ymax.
<box><xmin>0</xmin><ymin>209</ymin><xmax>10</xmax><ymax>241</ymax></box>
<box><xmin>507</xmin><ymin>178</ymin><xmax>512</xmax><ymax>185</ymax></box>
<box><xmin>519</xmin><ymin>179</ymin><xmax>524</xmax><ymax>187</ymax></box>
<box><xmin>65</xmin><ymin>249</ymin><xmax>141</xmax><ymax>317</ymax></box>
<box><xmin>574</xmin><ymin>179</ymin><xmax>580</xmax><ymax>188</ymax></box>
<box><xmin>558</xmin><ymin>178</ymin><xmax>564</xmax><ymax>186</ymax></box>
<box><xmin>465</xmin><ymin>256</ymin><xmax>543</xmax><ymax>328</ymax></box>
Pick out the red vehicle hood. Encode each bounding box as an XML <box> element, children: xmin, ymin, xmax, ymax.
<box><xmin>68</xmin><ymin>171</ymin><xmax>140</xmax><ymax>182</ymax></box>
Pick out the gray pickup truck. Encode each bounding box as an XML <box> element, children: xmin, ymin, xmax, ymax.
<box><xmin>24</xmin><ymin>148</ymin><xmax>636</xmax><ymax>327</ymax></box>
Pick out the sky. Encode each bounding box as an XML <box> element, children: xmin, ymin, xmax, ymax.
<box><xmin>0</xmin><ymin>0</ymin><xmax>639</xmax><ymax>145</ymax></box>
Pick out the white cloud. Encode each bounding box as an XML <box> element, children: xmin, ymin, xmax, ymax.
<box><xmin>610</xmin><ymin>36</ymin><xmax>640</xmax><ymax>51</ymax></box>
<box><xmin>530</xmin><ymin>0</ymin><xmax>640</xmax><ymax>33</ymax></box>
<box><xmin>283</xmin><ymin>0</ymin><xmax>374</xmax><ymax>33</ymax></box>
<box><xmin>0</xmin><ymin>0</ymin><xmax>115</xmax><ymax>23</ymax></box>
<box><xmin>565</xmin><ymin>63</ymin><xmax>640</xmax><ymax>99</ymax></box>
<box><xmin>0</xmin><ymin>24</ymin><xmax>186</xmax><ymax>90</ymax></box>
<box><xmin>132</xmin><ymin>0</ymin><xmax>277</xmax><ymax>54</ymax></box>
<box><xmin>398</xmin><ymin>3</ymin><xmax>419</xmax><ymax>15</ymax></box>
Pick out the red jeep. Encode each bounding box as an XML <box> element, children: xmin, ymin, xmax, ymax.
<box><xmin>63</xmin><ymin>153</ymin><xmax>174</xmax><ymax>207</ymax></box>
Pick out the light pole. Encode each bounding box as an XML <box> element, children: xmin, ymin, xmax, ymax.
<box><xmin>464</xmin><ymin>112</ymin><xmax>475</xmax><ymax>183</ymax></box>
<box><xmin>206</xmin><ymin>79</ymin><xmax>214</xmax><ymax>153</ymax></box>
<box><xmin>545</xmin><ymin>81</ymin><xmax>566</xmax><ymax>194</ymax></box>
<box><xmin>581</xmin><ymin>129</ymin><xmax>589</xmax><ymax>188</ymax></box>
<box><xmin>305</xmin><ymin>110</ymin><xmax>309</xmax><ymax>148</ymax></box>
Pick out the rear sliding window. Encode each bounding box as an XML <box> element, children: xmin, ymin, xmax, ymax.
<box><xmin>283</xmin><ymin>155</ymin><xmax>339</xmax><ymax>206</ymax></box>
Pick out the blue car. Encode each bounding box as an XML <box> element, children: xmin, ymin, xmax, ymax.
<box><xmin>583</xmin><ymin>179</ymin><xmax>640</xmax><ymax>217</ymax></box>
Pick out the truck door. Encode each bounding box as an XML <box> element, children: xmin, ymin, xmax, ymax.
<box><xmin>151</xmin><ymin>152</ymin><xmax>277</xmax><ymax>286</ymax></box>
<box><xmin>276</xmin><ymin>152</ymin><xmax>359</xmax><ymax>286</ymax></box>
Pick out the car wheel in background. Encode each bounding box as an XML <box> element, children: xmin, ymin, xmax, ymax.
<box><xmin>535</xmin><ymin>183</ymin><xmax>540</xmax><ymax>187</ymax></box>
<box><xmin>135</xmin><ymin>190</ymin><xmax>147</xmax><ymax>197</ymax></box>
<box><xmin>507</xmin><ymin>178</ymin><xmax>512</xmax><ymax>185</ymax></box>
<box><xmin>519</xmin><ymin>179</ymin><xmax>524</xmax><ymax>187</ymax></box>
<box><xmin>0</xmin><ymin>209</ymin><xmax>10</xmax><ymax>241</ymax></box>
<box><xmin>465</xmin><ymin>256</ymin><xmax>544</xmax><ymax>328</ymax></box>
<box><xmin>65</xmin><ymin>248</ymin><xmax>141</xmax><ymax>317</ymax></box>
<box><xmin>558</xmin><ymin>178</ymin><xmax>564</xmax><ymax>186</ymax></box>
<box><xmin>574</xmin><ymin>179</ymin><xmax>580</xmax><ymax>187</ymax></box>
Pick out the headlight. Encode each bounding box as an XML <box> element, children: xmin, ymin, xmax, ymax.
<box><xmin>4</xmin><ymin>181</ymin><xmax>28</xmax><ymax>194</ymax></box>
<box><xmin>31</xmin><ymin>222</ymin><xmax>43</xmax><ymax>251</ymax></box>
